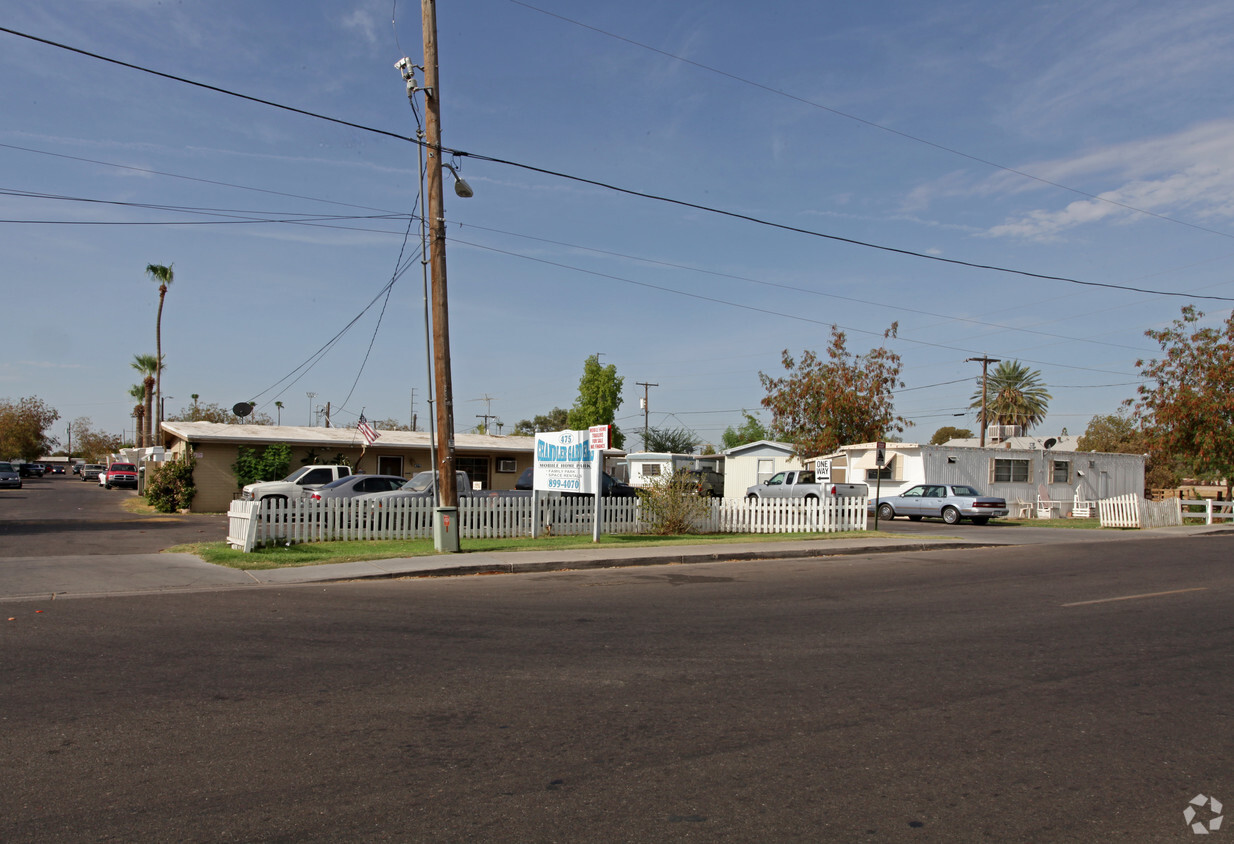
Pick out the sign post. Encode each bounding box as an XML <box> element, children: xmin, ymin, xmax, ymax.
<box><xmin>873</xmin><ymin>441</ymin><xmax>886</xmax><ymax>530</ymax></box>
<box><xmin>533</xmin><ymin>426</ymin><xmax>609</xmax><ymax>543</ymax></box>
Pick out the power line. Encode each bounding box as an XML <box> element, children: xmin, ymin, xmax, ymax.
<box><xmin>3</xmin><ymin>25</ymin><xmax>1232</xmax><ymax>304</ymax></box>
<box><xmin>505</xmin><ymin>0</ymin><xmax>1234</xmax><ymax>243</ymax></box>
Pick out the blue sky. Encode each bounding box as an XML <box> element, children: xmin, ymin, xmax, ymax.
<box><xmin>4</xmin><ymin>0</ymin><xmax>1234</xmax><ymax>449</ymax></box>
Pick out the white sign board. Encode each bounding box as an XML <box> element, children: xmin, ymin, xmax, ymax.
<box><xmin>815</xmin><ymin>458</ymin><xmax>831</xmax><ymax>481</ymax></box>
<box><xmin>534</xmin><ymin>429</ymin><xmax>599</xmax><ymax>494</ymax></box>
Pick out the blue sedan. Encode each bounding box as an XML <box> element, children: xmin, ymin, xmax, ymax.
<box><xmin>870</xmin><ymin>484</ymin><xmax>1008</xmax><ymax>525</ymax></box>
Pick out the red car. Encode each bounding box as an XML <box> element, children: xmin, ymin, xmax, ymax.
<box><xmin>104</xmin><ymin>463</ymin><xmax>139</xmax><ymax>490</ymax></box>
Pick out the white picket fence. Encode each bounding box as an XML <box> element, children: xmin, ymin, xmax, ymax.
<box><xmin>1098</xmin><ymin>494</ymin><xmax>1183</xmax><ymax>529</ymax></box>
<box><xmin>227</xmin><ymin>495</ymin><xmax>870</xmax><ymax>552</ymax></box>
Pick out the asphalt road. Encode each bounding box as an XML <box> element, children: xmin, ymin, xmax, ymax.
<box><xmin>0</xmin><ymin>473</ymin><xmax>227</xmax><ymax>556</ymax></box>
<box><xmin>2</xmin><ymin>534</ymin><xmax>1230</xmax><ymax>842</ymax></box>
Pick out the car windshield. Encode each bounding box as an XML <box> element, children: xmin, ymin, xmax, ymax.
<box><xmin>111</xmin><ymin>464</ymin><xmax>136</xmax><ymax>472</ymax></box>
<box><xmin>401</xmin><ymin>471</ymin><xmax>435</xmax><ymax>492</ymax></box>
<box><xmin>951</xmin><ymin>486</ymin><xmax>981</xmax><ymax>497</ymax></box>
<box><xmin>318</xmin><ymin>476</ymin><xmax>356</xmax><ymax>489</ymax></box>
<box><xmin>0</xmin><ymin>462</ymin><xmax>13</xmax><ymax>472</ymax></box>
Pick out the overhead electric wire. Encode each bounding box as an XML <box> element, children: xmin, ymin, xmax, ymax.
<box><xmin>3</xmin><ymin>25</ymin><xmax>1232</xmax><ymax>304</ymax></box>
<box><xmin>449</xmin><ymin>233</ymin><xmax>1139</xmax><ymax>377</ymax></box>
<box><xmin>505</xmin><ymin>0</ymin><xmax>1234</xmax><ymax>244</ymax></box>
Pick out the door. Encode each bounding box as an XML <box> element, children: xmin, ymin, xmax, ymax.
<box><xmin>377</xmin><ymin>455</ymin><xmax>403</xmax><ymax>477</ymax></box>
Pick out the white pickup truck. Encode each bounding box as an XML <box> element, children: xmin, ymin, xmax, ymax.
<box><xmin>241</xmin><ymin>465</ymin><xmax>351</xmax><ymax>503</ymax></box>
<box><xmin>745</xmin><ymin>470</ymin><xmax>867</xmax><ymax>501</ymax></box>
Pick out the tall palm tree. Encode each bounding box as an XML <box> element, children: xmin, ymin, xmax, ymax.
<box><xmin>129</xmin><ymin>383</ymin><xmax>147</xmax><ymax>448</ymax></box>
<box><xmin>146</xmin><ymin>263</ymin><xmax>174</xmax><ymax>430</ymax></box>
<box><xmin>131</xmin><ymin>353</ymin><xmax>161</xmax><ymax>447</ymax></box>
<box><xmin>969</xmin><ymin>360</ymin><xmax>1051</xmax><ymax>434</ymax></box>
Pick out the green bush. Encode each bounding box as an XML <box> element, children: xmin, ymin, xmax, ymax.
<box><xmin>145</xmin><ymin>456</ymin><xmax>197</xmax><ymax>513</ymax></box>
<box><xmin>232</xmin><ymin>442</ymin><xmax>291</xmax><ymax>488</ymax></box>
<box><xmin>637</xmin><ymin>469</ymin><xmax>713</xmax><ymax>535</ymax></box>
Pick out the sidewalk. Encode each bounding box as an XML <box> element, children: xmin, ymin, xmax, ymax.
<box><xmin>2</xmin><ymin>524</ymin><xmax>1229</xmax><ymax>601</ymax></box>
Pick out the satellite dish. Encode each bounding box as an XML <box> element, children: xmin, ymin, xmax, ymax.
<box><xmin>1043</xmin><ymin>437</ymin><xmax>1058</xmax><ymax>450</ymax></box>
<box><xmin>232</xmin><ymin>402</ymin><xmax>254</xmax><ymax>418</ymax></box>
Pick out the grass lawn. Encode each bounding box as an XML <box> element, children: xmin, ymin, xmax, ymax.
<box><xmin>173</xmin><ymin>530</ymin><xmax>886</xmax><ymax>571</ymax></box>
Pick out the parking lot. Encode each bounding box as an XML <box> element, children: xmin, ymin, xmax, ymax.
<box><xmin>0</xmin><ymin>473</ymin><xmax>227</xmax><ymax>557</ymax></box>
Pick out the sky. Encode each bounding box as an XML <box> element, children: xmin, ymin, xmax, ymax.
<box><xmin>3</xmin><ymin>0</ymin><xmax>1234</xmax><ymax>451</ymax></box>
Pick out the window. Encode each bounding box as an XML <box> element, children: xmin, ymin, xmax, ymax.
<box><xmin>1051</xmin><ymin>460</ymin><xmax>1070</xmax><ymax>483</ymax></box>
<box><xmin>866</xmin><ymin>466</ymin><xmax>893</xmax><ymax>481</ymax></box>
<box><xmin>497</xmin><ymin>459</ymin><xmax>517</xmax><ymax>473</ymax></box>
<box><xmin>992</xmin><ymin>458</ymin><xmax>1030</xmax><ymax>483</ymax></box>
<box><xmin>644</xmin><ymin>464</ymin><xmax>661</xmax><ymax>477</ymax></box>
<box><xmin>456</xmin><ymin>456</ymin><xmax>489</xmax><ymax>489</ymax></box>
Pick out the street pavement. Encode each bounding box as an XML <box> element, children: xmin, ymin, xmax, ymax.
<box><xmin>5</xmin><ymin>473</ymin><xmax>1231</xmax><ymax>601</ymax></box>
<box><xmin>4</xmin><ymin>519</ymin><xmax>1230</xmax><ymax>601</ymax></box>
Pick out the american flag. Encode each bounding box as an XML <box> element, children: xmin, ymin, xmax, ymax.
<box><xmin>358</xmin><ymin>417</ymin><xmax>380</xmax><ymax>446</ymax></box>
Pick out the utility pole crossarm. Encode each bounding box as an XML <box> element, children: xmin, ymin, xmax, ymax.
<box><xmin>966</xmin><ymin>356</ymin><xmax>1001</xmax><ymax>447</ymax></box>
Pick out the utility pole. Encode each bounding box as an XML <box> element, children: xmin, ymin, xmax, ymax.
<box><xmin>306</xmin><ymin>392</ymin><xmax>316</xmax><ymax>427</ymax></box>
<box><xmin>324</xmin><ymin>401</ymin><xmax>331</xmax><ymax>428</ymax></box>
<box><xmin>966</xmin><ymin>356</ymin><xmax>1000</xmax><ymax>446</ymax></box>
<box><xmin>422</xmin><ymin>0</ymin><xmax>459</xmax><ymax>546</ymax></box>
<box><xmin>636</xmin><ymin>381</ymin><xmax>658</xmax><ymax>446</ymax></box>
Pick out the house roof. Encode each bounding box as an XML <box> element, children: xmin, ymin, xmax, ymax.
<box><xmin>723</xmin><ymin>439</ymin><xmax>796</xmax><ymax>458</ymax></box>
<box><xmin>943</xmin><ymin>434</ymin><xmax>1082</xmax><ymax>451</ymax></box>
<box><xmin>161</xmin><ymin>421</ymin><xmax>536</xmax><ymax>454</ymax></box>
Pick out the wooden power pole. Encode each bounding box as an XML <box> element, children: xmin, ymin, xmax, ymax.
<box><xmin>967</xmin><ymin>356</ymin><xmax>1000</xmax><ymax>446</ymax></box>
<box><xmin>421</xmin><ymin>0</ymin><xmax>458</xmax><ymax>522</ymax></box>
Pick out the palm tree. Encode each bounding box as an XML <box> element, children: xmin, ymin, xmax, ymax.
<box><xmin>129</xmin><ymin>384</ymin><xmax>147</xmax><ymax>448</ymax></box>
<box><xmin>146</xmin><ymin>263</ymin><xmax>174</xmax><ymax>430</ymax></box>
<box><xmin>131</xmin><ymin>353</ymin><xmax>161</xmax><ymax>446</ymax></box>
<box><xmin>969</xmin><ymin>360</ymin><xmax>1051</xmax><ymax>434</ymax></box>
<box><xmin>274</xmin><ymin>401</ymin><xmax>284</xmax><ymax>425</ymax></box>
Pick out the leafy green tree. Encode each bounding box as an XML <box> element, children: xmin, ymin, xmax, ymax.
<box><xmin>512</xmin><ymin>407</ymin><xmax>569</xmax><ymax>436</ymax></box>
<box><xmin>970</xmin><ymin>360</ymin><xmax>1051</xmax><ymax>433</ymax></box>
<box><xmin>721</xmin><ymin>411</ymin><xmax>769</xmax><ymax>450</ymax></box>
<box><xmin>1078</xmin><ymin>410</ymin><xmax>1183</xmax><ymax>490</ymax></box>
<box><xmin>146</xmin><ymin>263</ymin><xmax>174</xmax><ymax>430</ymax></box>
<box><xmin>1130</xmin><ymin>305</ymin><xmax>1234</xmax><ymax>498</ymax></box>
<box><xmin>69</xmin><ymin>417</ymin><xmax>122</xmax><ymax>462</ymax></box>
<box><xmin>166</xmin><ymin>401</ymin><xmax>272</xmax><ymax>425</ymax></box>
<box><xmin>759</xmin><ymin>324</ymin><xmax>906</xmax><ymax>460</ymax></box>
<box><xmin>641</xmin><ymin>426</ymin><xmax>700</xmax><ymax>453</ymax></box>
<box><xmin>0</xmin><ymin>396</ymin><xmax>60</xmax><ymax>462</ymax></box>
<box><xmin>930</xmin><ymin>425</ymin><xmax>973</xmax><ymax>445</ymax></box>
<box><xmin>566</xmin><ymin>355</ymin><xmax>625</xmax><ymax>448</ymax></box>
<box><xmin>145</xmin><ymin>455</ymin><xmax>196</xmax><ymax>512</ymax></box>
<box><xmin>232</xmin><ymin>442</ymin><xmax>292</xmax><ymax>487</ymax></box>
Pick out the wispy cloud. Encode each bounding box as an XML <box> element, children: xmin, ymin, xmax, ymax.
<box><xmin>983</xmin><ymin>120</ymin><xmax>1234</xmax><ymax>240</ymax></box>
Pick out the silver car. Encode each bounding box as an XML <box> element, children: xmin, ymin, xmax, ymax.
<box><xmin>869</xmin><ymin>484</ymin><xmax>1008</xmax><ymax>525</ymax></box>
<box><xmin>308</xmin><ymin>474</ymin><xmax>407</xmax><ymax>501</ymax></box>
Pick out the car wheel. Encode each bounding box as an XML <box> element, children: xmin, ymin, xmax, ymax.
<box><xmin>746</xmin><ymin>495</ymin><xmax>758</xmax><ymax>503</ymax></box>
<box><xmin>907</xmin><ymin>515</ymin><xmax>923</xmax><ymax>521</ymax></box>
<box><xmin>972</xmin><ymin>517</ymin><xmax>990</xmax><ymax>525</ymax></box>
<box><xmin>942</xmin><ymin>506</ymin><xmax>961</xmax><ymax>525</ymax></box>
<box><xmin>877</xmin><ymin>503</ymin><xmax>895</xmax><ymax>520</ymax></box>
<box><xmin>804</xmin><ymin>494</ymin><xmax>818</xmax><ymax>502</ymax></box>
<box><xmin>105</xmin><ymin>483</ymin><xmax>111</xmax><ymax>490</ymax></box>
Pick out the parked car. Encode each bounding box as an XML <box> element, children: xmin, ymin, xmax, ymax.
<box><xmin>308</xmin><ymin>474</ymin><xmax>408</xmax><ymax>501</ymax></box>
<box><xmin>869</xmin><ymin>484</ymin><xmax>1008</xmax><ymax>525</ymax></box>
<box><xmin>0</xmin><ymin>461</ymin><xmax>21</xmax><ymax>490</ymax></box>
<box><xmin>681</xmin><ymin>468</ymin><xmax>725</xmax><ymax>498</ymax></box>
<box><xmin>18</xmin><ymin>463</ymin><xmax>44</xmax><ymax>478</ymax></box>
<box><xmin>81</xmin><ymin>464</ymin><xmax>106</xmax><ymax>482</ymax></box>
<box><xmin>103</xmin><ymin>462</ymin><xmax>139</xmax><ymax>490</ymax></box>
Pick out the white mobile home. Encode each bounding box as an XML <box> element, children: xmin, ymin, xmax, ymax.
<box><xmin>623</xmin><ymin>452</ymin><xmax>724</xmax><ymax>488</ymax></box>
<box><xmin>826</xmin><ymin>442</ymin><xmax>1145</xmax><ymax>517</ymax></box>
<box><xmin>721</xmin><ymin>440</ymin><xmax>803</xmax><ymax>500</ymax></box>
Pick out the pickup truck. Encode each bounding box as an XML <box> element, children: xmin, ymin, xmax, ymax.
<box><xmin>745</xmin><ymin>470</ymin><xmax>867</xmax><ymax>501</ymax></box>
<box><xmin>240</xmin><ymin>465</ymin><xmax>351</xmax><ymax>503</ymax></box>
